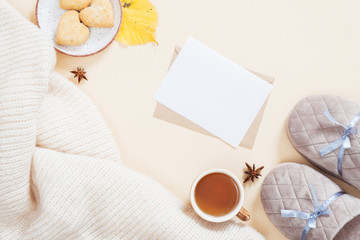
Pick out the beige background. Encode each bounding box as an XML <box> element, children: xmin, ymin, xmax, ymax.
<box><xmin>9</xmin><ymin>0</ymin><xmax>360</xmax><ymax>239</ymax></box>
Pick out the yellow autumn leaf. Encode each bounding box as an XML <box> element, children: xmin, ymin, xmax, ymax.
<box><xmin>115</xmin><ymin>0</ymin><xmax>158</xmax><ymax>46</ymax></box>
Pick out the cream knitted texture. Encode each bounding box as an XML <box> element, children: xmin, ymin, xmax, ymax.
<box><xmin>0</xmin><ymin>1</ymin><xmax>264</xmax><ymax>239</ymax></box>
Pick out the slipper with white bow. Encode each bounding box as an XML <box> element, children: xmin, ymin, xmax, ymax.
<box><xmin>287</xmin><ymin>95</ymin><xmax>360</xmax><ymax>189</ymax></box>
<box><xmin>261</xmin><ymin>163</ymin><xmax>360</xmax><ymax>240</ymax></box>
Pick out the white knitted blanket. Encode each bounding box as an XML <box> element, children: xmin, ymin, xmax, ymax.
<box><xmin>0</xmin><ymin>1</ymin><xmax>264</xmax><ymax>239</ymax></box>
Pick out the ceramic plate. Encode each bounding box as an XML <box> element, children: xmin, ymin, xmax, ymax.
<box><xmin>36</xmin><ymin>0</ymin><xmax>122</xmax><ymax>57</ymax></box>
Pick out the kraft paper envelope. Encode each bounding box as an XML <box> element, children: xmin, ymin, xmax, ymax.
<box><xmin>154</xmin><ymin>47</ymin><xmax>274</xmax><ymax>149</ymax></box>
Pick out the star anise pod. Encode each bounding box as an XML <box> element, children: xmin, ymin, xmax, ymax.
<box><xmin>243</xmin><ymin>162</ymin><xmax>264</xmax><ymax>183</ymax></box>
<box><xmin>70</xmin><ymin>67</ymin><xmax>88</xmax><ymax>83</ymax></box>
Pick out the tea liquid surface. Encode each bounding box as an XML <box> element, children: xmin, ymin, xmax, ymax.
<box><xmin>195</xmin><ymin>173</ymin><xmax>239</xmax><ymax>216</ymax></box>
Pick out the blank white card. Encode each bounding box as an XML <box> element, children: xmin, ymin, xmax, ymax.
<box><xmin>154</xmin><ymin>37</ymin><xmax>273</xmax><ymax>147</ymax></box>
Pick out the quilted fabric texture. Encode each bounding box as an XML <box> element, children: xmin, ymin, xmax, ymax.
<box><xmin>261</xmin><ymin>163</ymin><xmax>360</xmax><ymax>239</ymax></box>
<box><xmin>287</xmin><ymin>95</ymin><xmax>360</xmax><ymax>189</ymax></box>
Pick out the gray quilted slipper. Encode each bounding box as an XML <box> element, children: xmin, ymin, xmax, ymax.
<box><xmin>261</xmin><ymin>163</ymin><xmax>360</xmax><ymax>240</ymax></box>
<box><xmin>287</xmin><ymin>95</ymin><xmax>360</xmax><ymax>189</ymax></box>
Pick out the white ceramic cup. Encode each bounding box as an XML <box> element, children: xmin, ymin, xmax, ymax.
<box><xmin>190</xmin><ymin>169</ymin><xmax>250</xmax><ymax>223</ymax></box>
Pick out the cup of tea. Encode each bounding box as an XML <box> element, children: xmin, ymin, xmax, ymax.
<box><xmin>190</xmin><ymin>169</ymin><xmax>250</xmax><ymax>222</ymax></box>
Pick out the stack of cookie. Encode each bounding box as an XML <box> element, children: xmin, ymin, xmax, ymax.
<box><xmin>56</xmin><ymin>0</ymin><xmax>114</xmax><ymax>46</ymax></box>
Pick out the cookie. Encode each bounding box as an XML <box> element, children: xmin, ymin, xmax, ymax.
<box><xmin>59</xmin><ymin>0</ymin><xmax>92</xmax><ymax>11</ymax></box>
<box><xmin>80</xmin><ymin>0</ymin><xmax>114</xmax><ymax>28</ymax></box>
<box><xmin>56</xmin><ymin>11</ymin><xmax>90</xmax><ymax>46</ymax></box>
